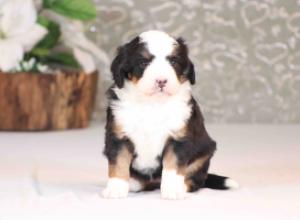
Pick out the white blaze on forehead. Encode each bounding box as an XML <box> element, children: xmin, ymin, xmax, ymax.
<box><xmin>139</xmin><ymin>30</ymin><xmax>177</xmax><ymax>57</ymax></box>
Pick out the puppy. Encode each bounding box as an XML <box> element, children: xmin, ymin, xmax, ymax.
<box><xmin>103</xmin><ymin>30</ymin><xmax>238</xmax><ymax>199</ymax></box>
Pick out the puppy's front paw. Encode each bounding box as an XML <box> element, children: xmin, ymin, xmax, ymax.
<box><xmin>102</xmin><ymin>178</ymin><xmax>129</xmax><ymax>199</ymax></box>
<box><xmin>161</xmin><ymin>169</ymin><xmax>187</xmax><ymax>200</ymax></box>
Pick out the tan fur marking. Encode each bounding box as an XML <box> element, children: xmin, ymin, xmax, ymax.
<box><xmin>184</xmin><ymin>179</ymin><xmax>193</xmax><ymax>192</ymax></box>
<box><xmin>182</xmin><ymin>154</ymin><xmax>210</xmax><ymax>177</ymax></box>
<box><xmin>162</xmin><ymin>146</ymin><xmax>178</xmax><ymax>170</ymax></box>
<box><xmin>163</xmin><ymin>146</ymin><xmax>211</xmax><ymax>177</ymax></box>
<box><xmin>113</xmin><ymin>121</ymin><xmax>125</xmax><ymax>139</ymax></box>
<box><xmin>179</xmin><ymin>75</ymin><xmax>188</xmax><ymax>84</ymax></box>
<box><xmin>128</xmin><ymin>73</ymin><xmax>139</xmax><ymax>84</ymax></box>
<box><xmin>109</xmin><ymin>147</ymin><xmax>133</xmax><ymax>180</ymax></box>
<box><xmin>141</xmin><ymin>50</ymin><xmax>152</xmax><ymax>60</ymax></box>
<box><xmin>172</xmin><ymin>126</ymin><xmax>187</xmax><ymax>140</ymax></box>
<box><xmin>163</xmin><ymin>148</ymin><xmax>190</xmax><ymax>193</ymax></box>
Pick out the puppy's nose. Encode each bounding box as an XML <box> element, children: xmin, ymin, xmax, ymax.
<box><xmin>156</xmin><ymin>79</ymin><xmax>168</xmax><ymax>89</ymax></box>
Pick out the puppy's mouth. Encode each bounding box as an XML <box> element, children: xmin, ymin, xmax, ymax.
<box><xmin>147</xmin><ymin>87</ymin><xmax>171</xmax><ymax>97</ymax></box>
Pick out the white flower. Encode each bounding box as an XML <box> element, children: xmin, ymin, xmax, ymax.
<box><xmin>14</xmin><ymin>57</ymin><xmax>50</xmax><ymax>73</ymax></box>
<box><xmin>37</xmin><ymin>63</ymin><xmax>49</xmax><ymax>73</ymax></box>
<box><xmin>43</xmin><ymin>11</ymin><xmax>110</xmax><ymax>73</ymax></box>
<box><xmin>0</xmin><ymin>0</ymin><xmax>48</xmax><ymax>72</ymax></box>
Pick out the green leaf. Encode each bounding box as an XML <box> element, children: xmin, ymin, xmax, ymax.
<box><xmin>30</xmin><ymin>48</ymin><xmax>50</xmax><ymax>57</ymax></box>
<box><xmin>26</xmin><ymin>48</ymin><xmax>80</xmax><ymax>69</ymax></box>
<box><xmin>37</xmin><ymin>16</ymin><xmax>61</xmax><ymax>49</ymax></box>
<box><xmin>42</xmin><ymin>0</ymin><xmax>51</xmax><ymax>7</ymax></box>
<box><xmin>43</xmin><ymin>0</ymin><xmax>97</xmax><ymax>21</ymax></box>
<box><xmin>46</xmin><ymin>52</ymin><xmax>81</xmax><ymax>68</ymax></box>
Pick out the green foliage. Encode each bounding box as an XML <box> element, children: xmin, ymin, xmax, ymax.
<box><xmin>28</xmin><ymin>16</ymin><xmax>80</xmax><ymax>70</ymax></box>
<box><xmin>30</xmin><ymin>47</ymin><xmax>50</xmax><ymax>58</ymax></box>
<box><xmin>43</xmin><ymin>0</ymin><xmax>97</xmax><ymax>21</ymax></box>
<box><xmin>25</xmin><ymin>50</ymin><xmax>80</xmax><ymax>71</ymax></box>
<box><xmin>37</xmin><ymin>16</ymin><xmax>61</xmax><ymax>49</ymax></box>
<box><xmin>20</xmin><ymin>0</ymin><xmax>97</xmax><ymax>72</ymax></box>
<box><xmin>46</xmin><ymin>52</ymin><xmax>80</xmax><ymax>68</ymax></box>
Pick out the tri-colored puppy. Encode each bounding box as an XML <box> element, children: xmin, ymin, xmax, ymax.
<box><xmin>103</xmin><ymin>30</ymin><xmax>238</xmax><ymax>199</ymax></box>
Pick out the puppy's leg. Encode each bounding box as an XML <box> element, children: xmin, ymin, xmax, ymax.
<box><xmin>161</xmin><ymin>147</ymin><xmax>187</xmax><ymax>200</ymax></box>
<box><xmin>103</xmin><ymin>147</ymin><xmax>133</xmax><ymax>199</ymax></box>
<box><xmin>184</xmin><ymin>157</ymin><xmax>210</xmax><ymax>192</ymax></box>
<box><xmin>161</xmin><ymin>146</ymin><xmax>211</xmax><ymax>199</ymax></box>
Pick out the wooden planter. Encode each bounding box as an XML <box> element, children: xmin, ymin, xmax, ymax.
<box><xmin>0</xmin><ymin>70</ymin><xmax>98</xmax><ymax>131</ymax></box>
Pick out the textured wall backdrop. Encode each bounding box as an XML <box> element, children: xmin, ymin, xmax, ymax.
<box><xmin>90</xmin><ymin>0</ymin><xmax>300</xmax><ymax>123</ymax></box>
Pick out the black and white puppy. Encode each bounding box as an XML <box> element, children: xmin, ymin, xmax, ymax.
<box><xmin>103</xmin><ymin>30</ymin><xmax>238</xmax><ymax>199</ymax></box>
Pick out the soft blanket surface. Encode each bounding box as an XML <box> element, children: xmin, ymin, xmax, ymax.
<box><xmin>0</xmin><ymin>124</ymin><xmax>299</xmax><ymax>220</ymax></box>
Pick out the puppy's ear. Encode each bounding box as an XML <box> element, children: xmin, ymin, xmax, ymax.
<box><xmin>111</xmin><ymin>46</ymin><xmax>127</xmax><ymax>88</ymax></box>
<box><xmin>176</xmin><ymin>37</ymin><xmax>196</xmax><ymax>85</ymax></box>
<box><xmin>111</xmin><ymin>37</ymin><xmax>140</xmax><ymax>88</ymax></box>
<box><xmin>187</xmin><ymin>60</ymin><xmax>195</xmax><ymax>85</ymax></box>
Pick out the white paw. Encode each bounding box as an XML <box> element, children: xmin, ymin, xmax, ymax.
<box><xmin>129</xmin><ymin>178</ymin><xmax>143</xmax><ymax>192</ymax></box>
<box><xmin>102</xmin><ymin>178</ymin><xmax>129</xmax><ymax>199</ymax></box>
<box><xmin>161</xmin><ymin>169</ymin><xmax>187</xmax><ymax>200</ymax></box>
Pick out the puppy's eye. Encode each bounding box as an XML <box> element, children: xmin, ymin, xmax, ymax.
<box><xmin>138</xmin><ymin>59</ymin><xmax>150</xmax><ymax>68</ymax></box>
<box><xmin>168</xmin><ymin>56</ymin><xmax>180</xmax><ymax>66</ymax></box>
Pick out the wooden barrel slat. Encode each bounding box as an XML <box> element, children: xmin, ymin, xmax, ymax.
<box><xmin>0</xmin><ymin>71</ymin><xmax>98</xmax><ymax>131</ymax></box>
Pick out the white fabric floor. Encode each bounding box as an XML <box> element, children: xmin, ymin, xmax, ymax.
<box><xmin>0</xmin><ymin>124</ymin><xmax>299</xmax><ymax>220</ymax></box>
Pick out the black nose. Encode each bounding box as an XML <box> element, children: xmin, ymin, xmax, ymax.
<box><xmin>156</xmin><ymin>79</ymin><xmax>168</xmax><ymax>89</ymax></box>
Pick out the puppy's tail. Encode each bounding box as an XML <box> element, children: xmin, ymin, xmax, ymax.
<box><xmin>204</xmin><ymin>174</ymin><xmax>239</xmax><ymax>190</ymax></box>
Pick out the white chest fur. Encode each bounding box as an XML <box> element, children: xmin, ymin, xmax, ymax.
<box><xmin>111</xmin><ymin>83</ymin><xmax>192</xmax><ymax>173</ymax></box>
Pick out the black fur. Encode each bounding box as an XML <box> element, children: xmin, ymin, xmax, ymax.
<box><xmin>170</xmin><ymin>98</ymin><xmax>216</xmax><ymax>166</ymax></box>
<box><xmin>104</xmin><ymin>95</ymin><xmax>223</xmax><ymax>191</ymax></box>
<box><xmin>104</xmin><ymin>32</ymin><xmax>233</xmax><ymax>193</ymax></box>
<box><xmin>103</xmin><ymin>106</ymin><xmax>134</xmax><ymax>164</ymax></box>
<box><xmin>130</xmin><ymin>165</ymin><xmax>162</xmax><ymax>182</ymax></box>
<box><xmin>110</xmin><ymin>36</ymin><xmax>195</xmax><ymax>88</ymax></box>
<box><xmin>204</xmin><ymin>174</ymin><xmax>231</xmax><ymax>190</ymax></box>
<box><xmin>110</xmin><ymin>37</ymin><xmax>154</xmax><ymax>88</ymax></box>
<box><xmin>110</xmin><ymin>37</ymin><xmax>140</xmax><ymax>88</ymax></box>
<box><xmin>164</xmin><ymin>98</ymin><xmax>216</xmax><ymax>191</ymax></box>
<box><xmin>189</xmin><ymin>160</ymin><xmax>211</xmax><ymax>191</ymax></box>
<box><xmin>174</xmin><ymin>37</ymin><xmax>195</xmax><ymax>84</ymax></box>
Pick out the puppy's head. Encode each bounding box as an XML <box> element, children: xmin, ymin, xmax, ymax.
<box><xmin>111</xmin><ymin>30</ymin><xmax>195</xmax><ymax>97</ymax></box>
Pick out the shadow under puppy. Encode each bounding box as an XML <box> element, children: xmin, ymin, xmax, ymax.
<box><xmin>103</xmin><ymin>30</ymin><xmax>238</xmax><ymax>199</ymax></box>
